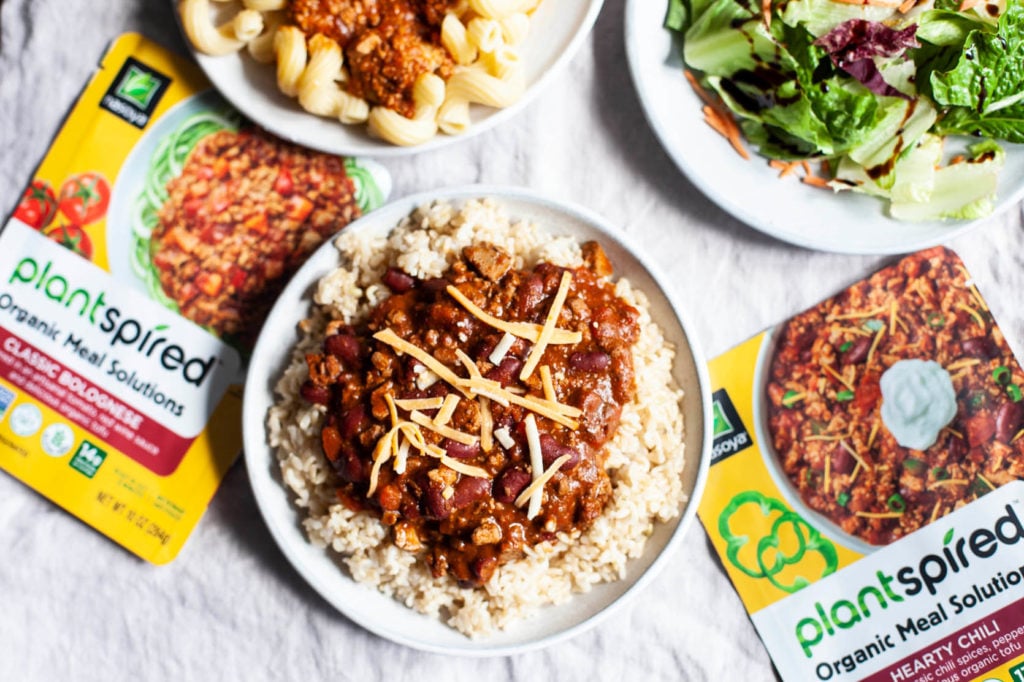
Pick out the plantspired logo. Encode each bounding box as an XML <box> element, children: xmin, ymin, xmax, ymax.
<box><xmin>100</xmin><ymin>56</ymin><xmax>170</xmax><ymax>129</ymax></box>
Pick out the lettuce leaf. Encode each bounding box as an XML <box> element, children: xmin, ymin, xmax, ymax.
<box><xmin>924</xmin><ymin>2</ymin><xmax>1024</xmax><ymax>142</ymax></box>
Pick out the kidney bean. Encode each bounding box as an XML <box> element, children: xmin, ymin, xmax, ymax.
<box><xmin>966</xmin><ymin>413</ymin><xmax>996</xmax><ymax>448</ymax></box>
<box><xmin>325</xmin><ymin>333</ymin><xmax>361</xmax><ymax>367</ymax></box>
<box><xmin>832</xmin><ymin>447</ymin><xmax>854</xmax><ymax>475</ymax></box>
<box><xmin>452</xmin><ymin>476</ymin><xmax>491</xmax><ymax>509</ymax></box>
<box><xmin>995</xmin><ymin>401</ymin><xmax>1024</xmax><ymax>442</ymax></box>
<box><xmin>961</xmin><ymin>337</ymin><xmax>999</xmax><ymax>359</ymax></box>
<box><xmin>517</xmin><ymin>274</ymin><xmax>544</xmax><ymax>318</ymax></box>
<box><xmin>339</xmin><ymin>404</ymin><xmax>367</xmax><ymax>439</ymax></box>
<box><xmin>445</xmin><ymin>439</ymin><xmax>481</xmax><ymax>459</ymax></box>
<box><xmin>841</xmin><ymin>337</ymin><xmax>872</xmax><ymax>365</ymax></box>
<box><xmin>568</xmin><ymin>351</ymin><xmax>611</xmax><ymax>372</ymax></box>
<box><xmin>299</xmin><ymin>380</ymin><xmax>330</xmax><ymax>405</ymax></box>
<box><xmin>382</xmin><ymin>267</ymin><xmax>416</xmax><ymax>293</ymax></box>
<box><xmin>334</xmin><ymin>445</ymin><xmax>367</xmax><ymax>483</ymax></box>
<box><xmin>423</xmin><ymin>481</ymin><xmax>453</xmax><ymax>520</ymax></box>
<box><xmin>486</xmin><ymin>357</ymin><xmax>523</xmax><ymax>386</ymax></box>
<box><xmin>538</xmin><ymin>434</ymin><xmax>580</xmax><ymax>470</ymax></box>
<box><xmin>494</xmin><ymin>468</ymin><xmax>531</xmax><ymax>503</ymax></box>
<box><xmin>472</xmin><ymin>555</ymin><xmax>498</xmax><ymax>583</ymax></box>
<box><xmin>421</xmin><ymin>276</ymin><xmax>449</xmax><ymax>292</ymax></box>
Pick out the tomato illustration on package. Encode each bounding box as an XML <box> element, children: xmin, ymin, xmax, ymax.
<box><xmin>0</xmin><ymin>34</ymin><xmax>389</xmax><ymax>563</ymax></box>
<box><xmin>702</xmin><ymin>247</ymin><xmax>1024</xmax><ymax>681</ymax></box>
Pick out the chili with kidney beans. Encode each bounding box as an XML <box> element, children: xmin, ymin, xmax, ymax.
<box><xmin>301</xmin><ymin>242</ymin><xmax>641</xmax><ymax>585</ymax></box>
<box><xmin>766</xmin><ymin>247</ymin><xmax>1024</xmax><ymax>546</ymax></box>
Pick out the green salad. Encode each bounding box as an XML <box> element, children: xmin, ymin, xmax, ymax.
<box><xmin>666</xmin><ymin>0</ymin><xmax>1024</xmax><ymax>220</ymax></box>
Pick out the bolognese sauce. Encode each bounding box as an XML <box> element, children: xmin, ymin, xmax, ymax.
<box><xmin>300</xmin><ymin>241</ymin><xmax>641</xmax><ymax>585</ymax></box>
<box><xmin>288</xmin><ymin>0</ymin><xmax>457</xmax><ymax>118</ymax></box>
<box><xmin>153</xmin><ymin>127</ymin><xmax>361</xmax><ymax>346</ymax></box>
<box><xmin>766</xmin><ymin>247</ymin><xmax>1024</xmax><ymax>546</ymax></box>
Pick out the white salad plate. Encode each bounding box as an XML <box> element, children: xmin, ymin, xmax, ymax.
<box><xmin>175</xmin><ymin>1</ymin><xmax>604</xmax><ymax>157</ymax></box>
<box><xmin>624</xmin><ymin>0</ymin><xmax>1024</xmax><ymax>254</ymax></box>
<box><xmin>242</xmin><ymin>186</ymin><xmax>712</xmax><ymax>655</ymax></box>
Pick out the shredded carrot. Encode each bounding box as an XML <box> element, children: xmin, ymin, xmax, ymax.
<box><xmin>950</xmin><ymin>154</ymin><xmax>966</xmax><ymax>164</ymax></box>
<box><xmin>802</xmin><ymin>175</ymin><xmax>831</xmax><ymax>188</ymax></box>
<box><xmin>686</xmin><ymin>69</ymin><xmax>751</xmax><ymax>160</ymax></box>
<box><xmin>959</xmin><ymin>0</ymin><xmax>980</xmax><ymax>9</ymax></box>
<box><xmin>898</xmin><ymin>0</ymin><xmax>917</xmax><ymax>12</ymax></box>
<box><xmin>801</xmin><ymin>160</ymin><xmax>811</xmax><ymax>175</ymax></box>
<box><xmin>702</xmin><ymin>105</ymin><xmax>750</xmax><ymax>160</ymax></box>
<box><xmin>769</xmin><ymin>159</ymin><xmax>802</xmax><ymax>178</ymax></box>
<box><xmin>685</xmin><ymin>70</ymin><xmax>716</xmax><ymax>107</ymax></box>
<box><xmin>820</xmin><ymin>159</ymin><xmax>831</xmax><ymax>174</ymax></box>
<box><xmin>762</xmin><ymin>0</ymin><xmax>772</xmax><ymax>28</ymax></box>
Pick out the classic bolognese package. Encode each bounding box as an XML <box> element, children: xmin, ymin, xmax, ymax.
<box><xmin>702</xmin><ymin>247</ymin><xmax>1024</xmax><ymax>681</ymax></box>
<box><xmin>0</xmin><ymin>34</ymin><xmax>388</xmax><ymax>563</ymax></box>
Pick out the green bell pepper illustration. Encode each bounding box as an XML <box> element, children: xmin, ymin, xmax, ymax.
<box><xmin>718</xmin><ymin>490</ymin><xmax>838</xmax><ymax>593</ymax></box>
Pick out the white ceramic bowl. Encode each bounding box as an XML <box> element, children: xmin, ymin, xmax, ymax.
<box><xmin>624</xmin><ymin>0</ymin><xmax>1024</xmax><ymax>254</ymax></box>
<box><xmin>242</xmin><ymin>186</ymin><xmax>712</xmax><ymax>655</ymax></box>
<box><xmin>751</xmin><ymin>326</ymin><xmax>877</xmax><ymax>555</ymax></box>
<box><xmin>176</xmin><ymin>1</ymin><xmax>604</xmax><ymax>157</ymax></box>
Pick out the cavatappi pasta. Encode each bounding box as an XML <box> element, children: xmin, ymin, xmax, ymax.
<box><xmin>177</xmin><ymin>0</ymin><xmax>540</xmax><ymax>146</ymax></box>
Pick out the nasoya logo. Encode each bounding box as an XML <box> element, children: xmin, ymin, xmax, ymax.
<box><xmin>100</xmin><ymin>57</ymin><xmax>170</xmax><ymax>129</ymax></box>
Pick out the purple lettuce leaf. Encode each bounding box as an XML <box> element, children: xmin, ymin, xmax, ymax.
<box><xmin>814</xmin><ymin>19</ymin><xmax>919</xmax><ymax>99</ymax></box>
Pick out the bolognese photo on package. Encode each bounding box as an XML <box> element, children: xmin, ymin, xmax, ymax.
<box><xmin>701</xmin><ymin>247</ymin><xmax>1024</xmax><ymax>681</ymax></box>
<box><xmin>0</xmin><ymin>34</ymin><xmax>389</xmax><ymax>564</ymax></box>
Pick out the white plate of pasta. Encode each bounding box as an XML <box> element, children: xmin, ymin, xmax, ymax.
<box><xmin>175</xmin><ymin>0</ymin><xmax>603</xmax><ymax>155</ymax></box>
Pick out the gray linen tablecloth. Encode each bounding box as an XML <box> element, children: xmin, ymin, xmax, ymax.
<box><xmin>1</xmin><ymin>1</ymin><xmax>1021</xmax><ymax>680</ymax></box>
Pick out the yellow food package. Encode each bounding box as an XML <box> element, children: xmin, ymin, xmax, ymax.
<box><xmin>0</xmin><ymin>34</ymin><xmax>388</xmax><ymax>564</ymax></box>
<box><xmin>701</xmin><ymin>247</ymin><xmax>1024</xmax><ymax>681</ymax></box>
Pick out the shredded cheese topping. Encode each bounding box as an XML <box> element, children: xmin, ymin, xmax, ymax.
<box><xmin>520</xmin><ymin>271</ymin><xmax>573</xmax><ymax>381</ymax></box>
<box><xmin>479</xmin><ymin>396</ymin><xmax>493</xmax><ymax>453</ymax></box>
<box><xmin>523</xmin><ymin>414</ymin><xmax>545</xmax><ymax>519</ymax></box>
<box><xmin>446</xmin><ymin>284</ymin><xmax>581</xmax><ymax>345</ymax></box>
<box><xmin>955</xmin><ymin>302</ymin><xmax>986</xmax><ymax>328</ymax></box>
<box><xmin>374</xmin><ymin>329</ymin><xmax>469</xmax><ymax>395</ymax></box>
<box><xmin>394</xmin><ymin>396</ymin><xmax>445</xmax><ymax>411</ymax></box>
<box><xmin>494</xmin><ymin>427</ymin><xmax>514</xmax><ymax>450</ymax></box>
<box><xmin>410</xmin><ymin>410</ymin><xmax>476</xmax><ymax>445</ymax></box>
<box><xmin>434</xmin><ymin>394</ymin><xmax>460</xmax><ymax>426</ymax></box>
<box><xmin>821</xmin><ymin>363</ymin><xmax>855</xmax><ymax>391</ymax></box>
<box><xmin>489</xmin><ymin>332</ymin><xmax>516</xmax><ymax>365</ymax></box>
<box><xmin>540</xmin><ymin>365</ymin><xmax>556</xmax><ymax>402</ymax></box>
<box><xmin>516</xmin><ymin>457</ymin><xmax>574</xmax><ymax>519</ymax></box>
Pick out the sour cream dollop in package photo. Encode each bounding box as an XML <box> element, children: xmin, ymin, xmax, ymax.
<box><xmin>702</xmin><ymin>247</ymin><xmax>1024</xmax><ymax>681</ymax></box>
<box><xmin>0</xmin><ymin>34</ymin><xmax>388</xmax><ymax>563</ymax></box>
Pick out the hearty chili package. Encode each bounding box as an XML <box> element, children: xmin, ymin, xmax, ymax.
<box><xmin>0</xmin><ymin>34</ymin><xmax>388</xmax><ymax>563</ymax></box>
<box><xmin>703</xmin><ymin>247</ymin><xmax>1024</xmax><ymax>681</ymax></box>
